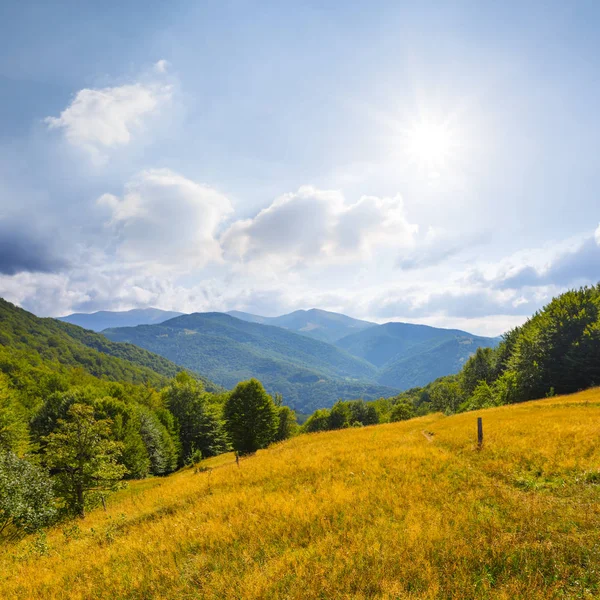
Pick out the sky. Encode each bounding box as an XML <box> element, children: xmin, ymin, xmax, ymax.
<box><xmin>1</xmin><ymin>0</ymin><xmax>600</xmax><ymax>337</ymax></box>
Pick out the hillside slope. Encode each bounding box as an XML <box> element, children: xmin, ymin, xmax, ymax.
<box><xmin>0</xmin><ymin>299</ymin><xmax>215</xmax><ymax>390</ymax></box>
<box><xmin>337</xmin><ymin>321</ymin><xmax>499</xmax><ymax>387</ymax></box>
<box><xmin>228</xmin><ymin>308</ymin><xmax>375</xmax><ymax>342</ymax></box>
<box><xmin>377</xmin><ymin>336</ymin><xmax>496</xmax><ymax>389</ymax></box>
<box><xmin>104</xmin><ymin>313</ymin><xmax>396</xmax><ymax>412</ymax></box>
<box><xmin>4</xmin><ymin>389</ymin><xmax>600</xmax><ymax>599</ymax></box>
<box><xmin>57</xmin><ymin>308</ymin><xmax>184</xmax><ymax>332</ymax></box>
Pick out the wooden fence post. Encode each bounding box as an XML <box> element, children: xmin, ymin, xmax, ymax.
<box><xmin>477</xmin><ymin>417</ymin><xmax>483</xmax><ymax>449</ymax></box>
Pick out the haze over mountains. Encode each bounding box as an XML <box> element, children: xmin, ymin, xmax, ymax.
<box><xmin>82</xmin><ymin>308</ymin><xmax>501</xmax><ymax>413</ymax></box>
<box><xmin>58</xmin><ymin>308</ymin><xmax>184</xmax><ymax>332</ymax></box>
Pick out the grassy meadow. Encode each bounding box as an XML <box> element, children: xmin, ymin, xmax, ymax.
<box><xmin>3</xmin><ymin>389</ymin><xmax>600</xmax><ymax>599</ymax></box>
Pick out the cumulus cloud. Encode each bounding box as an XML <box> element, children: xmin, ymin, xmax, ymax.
<box><xmin>98</xmin><ymin>169</ymin><xmax>233</xmax><ymax>268</ymax></box>
<box><xmin>45</xmin><ymin>81</ymin><xmax>171</xmax><ymax>163</ymax></box>
<box><xmin>221</xmin><ymin>186</ymin><xmax>417</xmax><ymax>266</ymax></box>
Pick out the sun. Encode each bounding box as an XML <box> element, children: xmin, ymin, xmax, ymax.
<box><xmin>404</xmin><ymin>119</ymin><xmax>455</xmax><ymax>171</ymax></box>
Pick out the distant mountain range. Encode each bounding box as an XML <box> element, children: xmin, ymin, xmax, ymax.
<box><xmin>227</xmin><ymin>308</ymin><xmax>375</xmax><ymax>343</ymax></box>
<box><xmin>97</xmin><ymin>308</ymin><xmax>500</xmax><ymax>413</ymax></box>
<box><xmin>58</xmin><ymin>308</ymin><xmax>184</xmax><ymax>332</ymax></box>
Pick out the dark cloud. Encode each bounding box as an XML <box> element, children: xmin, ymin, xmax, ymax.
<box><xmin>497</xmin><ymin>237</ymin><xmax>600</xmax><ymax>290</ymax></box>
<box><xmin>0</xmin><ymin>221</ymin><xmax>67</xmax><ymax>275</ymax></box>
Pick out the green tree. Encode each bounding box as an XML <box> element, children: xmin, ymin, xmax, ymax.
<box><xmin>112</xmin><ymin>412</ymin><xmax>150</xmax><ymax>479</ymax></box>
<box><xmin>465</xmin><ymin>381</ymin><xmax>497</xmax><ymax>410</ymax></box>
<box><xmin>390</xmin><ymin>400</ymin><xmax>414</xmax><ymax>422</ymax></box>
<box><xmin>223</xmin><ymin>379</ymin><xmax>278</xmax><ymax>455</ymax></box>
<box><xmin>461</xmin><ymin>347</ymin><xmax>495</xmax><ymax>397</ymax></box>
<box><xmin>347</xmin><ymin>400</ymin><xmax>379</xmax><ymax>426</ymax></box>
<box><xmin>303</xmin><ymin>409</ymin><xmax>330</xmax><ymax>433</ymax></box>
<box><xmin>43</xmin><ymin>404</ymin><xmax>127</xmax><ymax>517</ymax></box>
<box><xmin>0</xmin><ymin>377</ymin><xmax>29</xmax><ymax>454</ymax></box>
<box><xmin>163</xmin><ymin>373</ymin><xmax>227</xmax><ymax>463</ymax></box>
<box><xmin>429</xmin><ymin>377</ymin><xmax>464</xmax><ymax>414</ymax></box>
<box><xmin>138</xmin><ymin>408</ymin><xmax>178</xmax><ymax>475</ymax></box>
<box><xmin>327</xmin><ymin>401</ymin><xmax>351</xmax><ymax>430</ymax></box>
<box><xmin>273</xmin><ymin>405</ymin><xmax>298</xmax><ymax>442</ymax></box>
<box><xmin>0</xmin><ymin>451</ymin><xmax>56</xmax><ymax>538</ymax></box>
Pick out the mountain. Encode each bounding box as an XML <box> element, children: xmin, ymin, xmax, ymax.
<box><xmin>227</xmin><ymin>308</ymin><xmax>375</xmax><ymax>343</ymax></box>
<box><xmin>103</xmin><ymin>312</ymin><xmax>397</xmax><ymax>413</ymax></box>
<box><xmin>57</xmin><ymin>308</ymin><xmax>184</xmax><ymax>332</ymax></box>
<box><xmin>377</xmin><ymin>336</ymin><xmax>498</xmax><ymax>389</ymax></box>
<box><xmin>334</xmin><ymin>321</ymin><xmax>499</xmax><ymax>388</ymax></box>
<box><xmin>0</xmin><ymin>298</ymin><xmax>217</xmax><ymax>391</ymax></box>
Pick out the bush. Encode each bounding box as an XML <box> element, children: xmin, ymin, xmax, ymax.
<box><xmin>0</xmin><ymin>451</ymin><xmax>56</xmax><ymax>538</ymax></box>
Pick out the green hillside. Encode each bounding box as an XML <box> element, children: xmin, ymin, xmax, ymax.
<box><xmin>104</xmin><ymin>313</ymin><xmax>397</xmax><ymax>413</ymax></box>
<box><xmin>0</xmin><ymin>299</ymin><xmax>215</xmax><ymax>390</ymax></box>
<box><xmin>336</xmin><ymin>321</ymin><xmax>498</xmax><ymax>368</ymax></box>
<box><xmin>53</xmin><ymin>319</ymin><xmax>221</xmax><ymax>392</ymax></box>
<box><xmin>377</xmin><ymin>335</ymin><xmax>496</xmax><ymax>389</ymax></box>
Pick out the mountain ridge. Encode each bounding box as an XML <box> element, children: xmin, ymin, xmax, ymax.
<box><xmin>58</xmin><ymin>308</ymin><xmax>184</xmax><ymax>332</ymax></box>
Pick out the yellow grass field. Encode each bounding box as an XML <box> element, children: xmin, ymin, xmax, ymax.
<box><xmin>3</xmin><ymin>389</ymin><xmax>600</xmax><ymax>599</ymax></box>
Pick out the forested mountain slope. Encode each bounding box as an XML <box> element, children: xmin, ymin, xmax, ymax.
<box><xmin>0</xmin><ymin>299</ymin><xmax>215</xmax><ymax>390</ymax></box>
<box><xmin>336</xmin><ymin>321</ymin><xmax>499</xmax><ymax>368</ymax></box>
<box><xmin>104</xmin><ymin>313</ymin><xmax>397</xmax><ymax>412</ymax></box>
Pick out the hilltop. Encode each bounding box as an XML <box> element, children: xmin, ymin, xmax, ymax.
<box><xmin>3</xmin><ymin>388</ymin><xmax>600</xmax><ymax>599</ymax></box>
<box><xmin>227</xmin><ymin>307</ymin><xmax>376</xmax><ymax>343</ymax></box>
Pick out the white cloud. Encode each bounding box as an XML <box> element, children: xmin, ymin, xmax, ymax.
<box><xmin>98</xmin><ymin>169</ymin><xmax>233</xmax><ymax>269</ymax></box>
<box><xmin>154</xmin><ymin>59</ymin><xmax>169</xmax><ymax>74</ymax></box>
<box><xmin>595</xmin><ymin>223</ymin><xmax>600</xmax><ymax>246</ymax></box>
<box><xmin>45</xmin><ymin>82</ymin><xmax>171</xmax><ymax>163</ymax></box>
<box><xmin>221</xmin><ymin>186</ymin><xmax>417</xmax><ymax>267</ymax></box>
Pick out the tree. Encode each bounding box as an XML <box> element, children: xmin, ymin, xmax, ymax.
<box><xmin>461</xmin><ymin>347</ymin><xmax>495</xmax><ymax>397</ymax></box>
<box><xmin>390</xmin><ymin>400</ymin><xmax>414</xmax><ymax>422</ymax></box>
<box><xmin>429</xmin><ymin>377</ymin><xmax>464</xmax><ymax>414</ymax></box>
<box><xmin>138</xmin><ymin>408</ymin><xmax>178</xmax><ymax>475</ymax></box>
<box><xmin>0</xmin><ymin>451</ymin><xmax>56</xmax><ymax>538</ymax></box>
<box><xmin>0</xmin><ymin>376</ymin><xmax>29</xmax><ymax>454</ymax></box>
<box><xmin>303</xmin><ymin>409</ymin><xmax>330</xmax><ymax>433</ymax></box>
<box><xmin>273</xmin><ymin>405</ymin><xmax>298</xmax><ymax>442</ymax></box>
<box><xmin>347</xmin><ymin>400</ymin><xmax>379</xmax><ymax>426</ymax></box>
<box><xmin>223</xmin><ymin>379</ymin><xmax>278</xmax><ymax>455</ymax></box>
<box><xmin>163</xmin><ymin>373</ymin><xmax>228</xmax><ymax>464</ymax></box>
<box><xmin>327</xmin><ymin>401</ymin><xmax>351</xmax><ymax>430</ymax></box>
<box><xmin>43</xmin><ymin>404</ymin><xmax>127</xmax><ymax>518</ymax></box>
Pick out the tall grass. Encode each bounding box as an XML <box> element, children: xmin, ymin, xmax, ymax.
<box><xmin>3</xmin><ymin>389</ymin><xmax>600</xmax><ymax>599</ymax></box>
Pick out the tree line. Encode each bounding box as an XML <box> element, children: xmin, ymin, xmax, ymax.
<box><xmin>1</xmin><ymin>356</ymin><xmax>296</xmax><ymax>536</ymax></box>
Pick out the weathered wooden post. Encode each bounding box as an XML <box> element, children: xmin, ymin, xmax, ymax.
<box><xmin>477</xmin><ymin>417</ymin><xmax>483</xmax><ymax>449</ymax></box>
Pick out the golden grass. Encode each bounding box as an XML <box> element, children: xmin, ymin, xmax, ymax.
<box><xmin>4</xmin><ymin>389</ymin><xmax>600</xmax><ymax>599</ymax></box>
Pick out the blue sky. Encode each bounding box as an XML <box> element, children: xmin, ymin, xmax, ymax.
<box><xmin>1</xmin><ymin>0</ymin><xmax>600</xmax><ymax>336</ymax></box>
